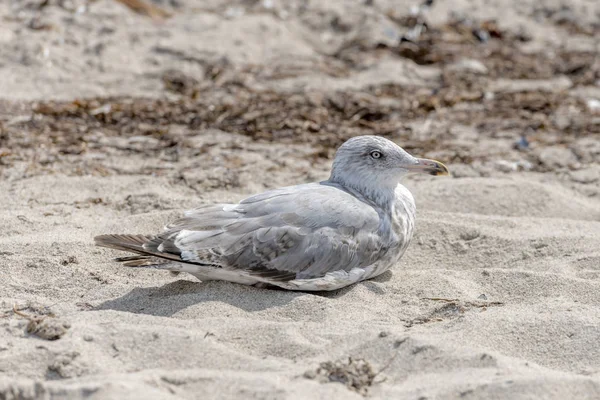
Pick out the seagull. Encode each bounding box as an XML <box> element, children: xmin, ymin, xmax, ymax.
<box><xmin>95</xmin><ymin>136</ymin><xmax>449</xmax><ymax>291</ymax></box>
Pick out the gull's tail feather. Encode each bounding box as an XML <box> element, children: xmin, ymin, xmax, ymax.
<box><xmin>115</xmin><ymin>256</ymin><xmax>176</xmax><ymax>275</ymax></box>
<box><xmin>95</xmin><ymin>235</ymin><xmax>179</xmax><ymax>274</ymax></box>
<box><xmin>94</xmin><ymin>233</ymin><xmax>189</xmax><ymax>271</ymax></box>
<box><xmin>114</xmin><ymin>255</ymin><xmax>155</xmax><ymax>267</ymax></box>
<box><xmin>94</xmin><ymin>234</ymin><xmax>154</xmax><ymax>255</ymax></box>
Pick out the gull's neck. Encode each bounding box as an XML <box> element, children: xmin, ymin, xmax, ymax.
<box><xmin>326</xmin><ymin>175</ymin><xmax>399</xmax><ymax>211</ymax></box>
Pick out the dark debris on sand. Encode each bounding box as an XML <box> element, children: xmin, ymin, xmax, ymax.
<box><xmin>0</xmin><ymin>14</ymin><xmax>598</xmax><ymax>179</ymax></box>
<box><xmin>305</xmin><ymin>357</ymin><xmax>378</xmax><ymax>396</ymax></box>
<box><xmin>11</xmin><ymin>304</ymin><xmax>70</xmax><ymax>341</ymax></box>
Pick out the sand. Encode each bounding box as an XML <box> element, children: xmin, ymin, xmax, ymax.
<box><xmin>1</xmin><ymin>0</ymin><xmax>600</xmax><ymax>399</ymax></box>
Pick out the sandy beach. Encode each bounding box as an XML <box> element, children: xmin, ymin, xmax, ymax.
<box><xmin>1</xmin><ymin>0</ymin><xmax>600</xmax><ymax>398</ymax></box>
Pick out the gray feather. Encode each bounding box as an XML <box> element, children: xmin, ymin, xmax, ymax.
<box><xmin>94</xmin><ymin>135</ymin><xmax>426</xmax><ymax>289</ymax></box>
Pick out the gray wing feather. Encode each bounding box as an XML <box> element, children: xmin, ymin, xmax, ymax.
<box><xmin>150</xmin><ymin>183</ymin><xmax>389</xmax><ymax>280</ymax></box>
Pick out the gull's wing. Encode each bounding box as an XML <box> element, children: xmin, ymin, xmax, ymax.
<box><xmin>143</xmin><ymin>183</ymin><xmax>391</xmax><ymax>281</ymax></box>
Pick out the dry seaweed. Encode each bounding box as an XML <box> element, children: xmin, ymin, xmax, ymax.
<box><xmin>1</xmin><ymin>15</ymin><xmax>598</xmax><ymax>179</ymax></box>
<box><xmin>12</xmin><ymin>304</ymin><xmax>70</xmax><ymax>341</ymax></box>
<box><xmin>306</xmin><ymin>357</ymin><xmax>377</xmax><ymax>396</ymax></box>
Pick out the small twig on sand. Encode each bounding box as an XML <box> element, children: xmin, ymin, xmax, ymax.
<box><xmin>421</xmin><ymin>297</ymin><xmax>459</xmax><ymax>302</ymax></box>
<box><xmin>114</xmin><ymin>0</ymin><xmax>172</xmax><ymax>20</ymax></box>
<box><xmin>372</xmin><ymin>352</ymin><xmax>399</xmax><ymax>384</ymax></box>
<box><xmin>421</xmin><ymin>297</ymin><xmax>504</xmax><ymax>308</ymax></box>
<box><xmin>13</xmin><ymin>304</ymin><xmax>45</xmax><ymax>321</ymax></box>
<box><xmin>12</xmin><ymin>304</ymin><xmax>70</xmax><ymax>341</ymax></box>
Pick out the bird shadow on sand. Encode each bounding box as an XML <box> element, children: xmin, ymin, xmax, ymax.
<box><xmin>96</xmin><ymin>269</ymin><xmax>394</xmax><ymax>317</ymax></box>
<box><xmin>95</xmin><ymin>279</ymin><xmax>301</xmax><ymax>316</ymax></box>
<box><xmin>95</xmin><ymin>274</ymin><xmax>374</xmax><ymax>317</ymax></box>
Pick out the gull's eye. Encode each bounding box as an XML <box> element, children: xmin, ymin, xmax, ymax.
<box><xmin>370</xmin><ymin>150</ymin><xmax>382</xmax><ymax>159</ymax></box>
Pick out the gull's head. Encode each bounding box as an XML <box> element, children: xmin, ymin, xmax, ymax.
<box><xmin>330</xmin><ymin>136</ymin><xmax>449</xmax><ymax>191</ymax></box>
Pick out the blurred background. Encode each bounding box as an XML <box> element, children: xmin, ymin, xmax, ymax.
<box><xmin>0</xmin><ymin>0</ymin><xmax>599</xmax><ymax>192</ymax></box>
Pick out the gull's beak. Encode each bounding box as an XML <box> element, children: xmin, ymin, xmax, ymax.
<box><xmin>405</xmin><ymin>158</ymin><xmax>450</xmax><ymax>176</ymax></box>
